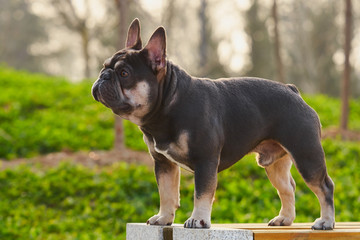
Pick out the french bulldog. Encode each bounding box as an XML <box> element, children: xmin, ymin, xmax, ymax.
<box><xmin>91</xmin><ymin>19</ymin><xmax>335</xmax><ymax>230</ymax></box>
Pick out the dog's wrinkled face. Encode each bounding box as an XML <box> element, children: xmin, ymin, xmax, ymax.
<box><xmin>92</xmin><ymin>49</ymin><xmax>156</xmax><ymax>125</ymax></box>
<box><xmin>91</xmin><ymin>19</ymin><xmax>167</xmax><ymax>125</ymax></box>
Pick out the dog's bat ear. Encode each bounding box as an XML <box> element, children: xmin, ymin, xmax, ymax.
<box><xmin>144</xmin><ymin>27</ymin><xmax>167</xmax><ymax>74</ymax></box>
<box><xmin>126</xmin><ymin>18</ymin><xmax>142</xmax><ymax>50</ymax></box>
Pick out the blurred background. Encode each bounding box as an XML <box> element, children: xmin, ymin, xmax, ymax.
<box><xmin>0</xmin><ymin>0</ymin><xmax>360</xmax><ymax>239</ymax></box>
<box><xmin>2</xmin><ymin>0</ymin><xmax>360</xmax><ymax>96</ymax></box>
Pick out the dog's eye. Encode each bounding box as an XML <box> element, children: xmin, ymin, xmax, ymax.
<box><xmin>120</xmin><ymin>70</ymin><xmax>129</xmax><ymax>78</ymax></box>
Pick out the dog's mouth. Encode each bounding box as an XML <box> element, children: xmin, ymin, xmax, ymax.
<box><xmin>91</xmin><ymin>73</ymin><xmax>134</xmax><ymax>115</ymax></box>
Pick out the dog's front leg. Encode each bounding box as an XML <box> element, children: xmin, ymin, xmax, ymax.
<box><xmin>147</xmin><ymin>157</ymin><xmax>180</xmax><ymax>226</ymax></box>
<box><xmin>184</xmin><ymin>163</ymin><xmax>218</xmax><ymax>228</ymax></box>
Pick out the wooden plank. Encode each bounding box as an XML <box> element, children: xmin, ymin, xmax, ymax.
<box><xmin>212</xmin><ymin>222</ymin><xmax>360</xmax><ymax>240</ymax></box>
<box><xmin>254</xmin><ymin>230</ymin><xmax>360</xmax><ymax>240</ymax></box>
<box><xmin>213</xmin><ymin>222</ymin><xmax>360</xmax><ymax>229</ymax></box>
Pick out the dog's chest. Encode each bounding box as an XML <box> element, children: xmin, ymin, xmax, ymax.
<box><xmin>152</xmin><ymin>132</ymin><xmax>193</xmax><ymax>172</ymax></box>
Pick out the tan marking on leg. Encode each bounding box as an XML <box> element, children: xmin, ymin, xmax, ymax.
<box><xmin>147</xmin><ymin>165</ymin><xmax>180</xmax><ymax>225</ymax></box>
<box><xmin>266</xmin><ymin>154</ymin><xmax>296</xmax><ymax>226</ymax></box>
<box><xmin>158</xmin><ymin>166</ymin><xmax>180</xmax><ymax>215</ymax></box>
<box><xmin>184</xmin><ymin>170</ymin><xmax>217</xmax><ymax>229</ymax></box>
<box><xmin>307</xmin><ymin>180</ymin><xmax>335</xmax><ymax>230</ymax></box>
<box><xmin>192</xmin><ymin>193</ymin><xmax>214</xmax><ymax>220</ymax></box>
<box><xmin>184</xmin><ymin>193</ymin><xmax>214</xmax><ymax>228</ymax></box>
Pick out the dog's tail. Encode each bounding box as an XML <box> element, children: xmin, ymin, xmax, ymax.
<box><xmin>286</xmin><ymin>84</ymin><xmax>300</xmax><ymax>94</ymax></box>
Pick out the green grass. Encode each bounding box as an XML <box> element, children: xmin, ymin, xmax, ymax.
<box><xmin>304</xmin><ymin>94</ymin><xmax>360</xmax><ymax>130</ymax></box>
<box><xmin>0</xmin><ymin>139</ymin><xmax>359</xmax><ymax>239</ymax></box>
<box><xmin>0</xmin><ymin>66</ymin><xmax>115</xmax><ymax>159</ymax></box>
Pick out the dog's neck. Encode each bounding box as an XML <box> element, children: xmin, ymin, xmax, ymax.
<box><xmin>162</xmin><ymin>61</ymin><xmax>193</xmax><ymax>105</ymax></box>
<box><xmin>141</xmin><ymin>61</ymin><xmax>192</xmax><ymax>128</ymax></box>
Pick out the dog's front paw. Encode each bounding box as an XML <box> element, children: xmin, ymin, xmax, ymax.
<box><xmin>184</xmin><ymin>217</ymin><xmax>211</xmax><ymax>228</ymax></box>
<box><xmin>268</xmin><ymin>215</ymin><xmax>294</xmax><ymax>226</ymax></box>
<box><xmin>146</xmin><ymin>214</ymin><xmax>174</xmax><ymax>226</ymax></box>
<box><xmin>311</xmin><ymin>218</ymin><xmax>335</xmax><ymax>230</ymax></box>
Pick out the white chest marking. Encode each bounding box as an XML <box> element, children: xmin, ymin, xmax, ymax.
<box><xmin>154</xmin><ymin>147</ymin><xmax>193</xmax><ymax>173</ymax></box>
<box><xmin>153</xmin><ymin>132</ymin><xmax>193</xmax><ymax>173</ymax></box>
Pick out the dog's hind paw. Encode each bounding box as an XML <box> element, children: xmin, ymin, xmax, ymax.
<box><xmin>311</xmin><ymin>218</ymin><xmax>335</xmax><ymax>230</ymax></box>
<box><xmin>268</xmin><ymin>215</ymin><xmax>294</xmax><ymax>226</ymax></box>
<box><xmin>146</xmin><ymin>214</ymin><xmax>173</xmax><ymax>226</ymax></box>
<box><xmin>184</xmin><ymin>217</ymin><xmax>211</xmax><ymax>228</ymax></box>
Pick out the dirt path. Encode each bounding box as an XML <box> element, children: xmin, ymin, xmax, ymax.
<box><xmin>322</xmin><ymin>128</ymin><xmax>360</xmax><ymax>141</ymax></box>
<box><xmin>0</xmin><ymin>149</ymin><xmax>153</xmax><ymax>170</ymax></box>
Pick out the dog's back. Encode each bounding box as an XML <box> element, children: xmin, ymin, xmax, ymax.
<box><xmin>183</xmin><ymin>76</ymin><xmax>321</xmax><ymax>170</ymax></box>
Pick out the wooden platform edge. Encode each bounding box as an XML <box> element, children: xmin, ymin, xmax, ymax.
<box><xmin>126</xmin><ymin>222</ymin><xmax>360</xmax><ymax>240</ymax></box>
<box><xmin>212</xmin><ymin>222</ymin><xmax>360</xmax><ymax>240</ymax></box>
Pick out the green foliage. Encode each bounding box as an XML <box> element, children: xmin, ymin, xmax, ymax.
<box><xmin>0</xmin><ymin>66</ymin><xmax>114</xmax><ymax>159</ymax></box>
<box><xmin>0</xmin><ymin>66</ymin><xmax>149</xmax><ymax>159</ymax></box>
<box><xmin>124</xmin><ymin>121</ymin><xmax>147</xmax><ymax>151</ymax></box>
<box><xmin>1</xmin><ymin>140</ymin><xmax>360</xmax><ymax>239</ymax></box>
<box><xmin>0</xmin><ymin>162</ymin><xmax>158</xmax><ymax>240</ymax></box>
<box><xmin>303</xmin><ymin>94</ymin><xmax>360</xmax><ymax>130</ymax></box>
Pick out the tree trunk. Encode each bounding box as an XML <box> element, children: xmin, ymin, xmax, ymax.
<box><xmin>198</xmin><ymin>0</ymin><xmax>208</xmax><ymax>72</ymax></box>
<box><xmin>272</xmin><ymin>0</ymin><xmax>285</xmax><ymax>83</ymax></box>
<box><xmin>81</xmin><ymin>24</ymin><xmax>90</xmax><ymax>79</ymax></box>
<box><xmin>50</xmin><ymin>0</ymin><xmax>91</xmax><ymax>79</ymax></box>
<box><xmin>113</xmin><ymin>0</ymin><xmax>128</xmax><ymax>150</ymax></box>
<box><xmin>163</xmin><ymin>0</ymin><xmax>175</xmax><ymax>30</ymax></box>
<box><xmin>340</xmin><ymin>0</ymin><xmax>352</xmax><ymax>137</ymax></box>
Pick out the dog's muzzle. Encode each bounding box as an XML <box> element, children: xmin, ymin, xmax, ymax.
<box><xmin>92</xmin><ymin>69</ymin><xmax>112</xmax><ymax>102</ymax></box>
<box><xmin>91</xmin><ymin>83</ymin><xmax>100</xmax><ymax>102</ymax></box>
<box><xmin>91</xmin><ymin>69</ymin><xmax>133</xmax><ymax>115</ymax></box>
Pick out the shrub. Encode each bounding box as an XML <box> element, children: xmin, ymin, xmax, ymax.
<box><xmin>0</xmin><ymin>139</ymin><xmax>359</xmax><ymax>239</ymax></box>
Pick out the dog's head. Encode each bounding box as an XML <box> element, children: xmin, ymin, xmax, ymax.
<box><xmin>92</xmin><ymin>19</ymin><xmax>167</xmax><ymax>125</ymax></box>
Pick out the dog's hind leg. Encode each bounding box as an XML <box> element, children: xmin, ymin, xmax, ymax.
<box><xmin>286</xmin><ymin>140</ymin><xmax>335</xmax><ymax>230</ymax></box>
<box><xmin>306</xmin><ymin>175</ymin><xmax>335</xmax><ymax>230</ymax></box>
<box><xmin>255</xmin><ymin>140</ymin><xmax>296</xmax><ymax>226</ymax></box>
<box><xmin>264</xmin><ymin>154</ymin><xmax>296</xmax><ymax>226</ymax></box>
